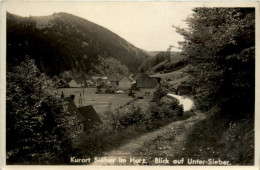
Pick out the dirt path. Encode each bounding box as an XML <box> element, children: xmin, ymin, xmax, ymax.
<box><xmin>91</xmin><ymin>95</ymin><xmax>205</xmax><ymax>165</ymax></box>
<box><xmin>103</xmin><ymin>112</ymin><xmax>206</xmax><ymax>156</ymax></box>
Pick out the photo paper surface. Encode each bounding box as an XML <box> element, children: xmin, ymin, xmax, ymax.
<box><xmin>0</xmin><ymin>1</ymin><xmax>259</xmax><ymax>169</ymax></box>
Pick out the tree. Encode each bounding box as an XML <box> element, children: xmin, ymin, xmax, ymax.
<box><xmin>175</xmin><ymin>8</ymin><xmax>255</xmax><ymax>115</ymax></box>
<box><xmin>6</xmin><ymin>58</ymin><xmax>79</xmax><ymax>164</ymax></box>
<box><xmin>152</xmin><ymin>81</ymin><xmax>170</xmax><ymax>102</ymax></box>
<box><xmin>98</xmin><ymin>57</ymin><xmax>129</xmax><ymax>79</ymax></box>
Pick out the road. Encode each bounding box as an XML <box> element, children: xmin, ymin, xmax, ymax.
<box><xmin>167</xmin><ymin>93</ymin><xmax>194</xmax><ymax>111</ymax></box>
<box><xmin>91</xmin><ymin>95</ymin><xmax>205</xmax><ymax>165</ymax></box>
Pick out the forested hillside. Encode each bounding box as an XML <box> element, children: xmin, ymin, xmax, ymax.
<box><xmin>138</xmin><ymin>51</ymin><xmax>187</xmax><ymax>74</ymax></box>
<box><xmin>7</xmin><ymin>12</ymin><xmax>148</xmax><ymax>76</ymax></box>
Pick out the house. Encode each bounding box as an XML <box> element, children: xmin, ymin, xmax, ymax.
<box><xmin>109</xmin><ymin>76</ymin><xmax>121</xmax><ymax>85</ymax></box>
<box><xmin>85</xmin><ymin>77</ymin><xmax>95</xmax><ymax>87</ymax></box>
<box><xmin>92</xmin><ymin>76</ymin><xmax>108</xmax><ymax>85</ymax></box>
<box><xmin>64</xmin><ymin>78</ymin><xmax>72</xmax><ymax>84</ymax></box>
<box><xmin>133</xmin><ymin>77</ymin><xmax>158</xmax><ymax>97</ymax></box>
<box><xmin>177</xmin><ymin>85</ymin><xmax>192</xmax><ymax>95</ymax></box>
<box><xmin>96</xmin><ymin>82</ymin><xmax>110</xmax><ymax>93</ymax></box>
<box><xmin>75</xmin><ymin>78</ymin><xmax>85</xmax><ymax>87</ymax></box>
<box><xmin>78</xmin><ymin>105</ymin><xmax>102</xmax><ymax>131</ymax></box>
<box><xmin>118</xmin><ymin>76</ymin><xmax>132</xmax><ymax>90</ymax></box>
<box><xmin>64</xmin><ymin>97</ymin><xmax>102</xmax><ymax>132</ymax></box>
<box><xmin>64</xmin><ymin>97</ymin><xmax>85</xmax><ymax>132</ymax></box>
<box><xmin>106</xmin><ymin>86</ymin><xmax>117</xmax><ymax>94</ymax></box>
<box><xmin>56</xmin><ymin>79</ymin><xmax>69</xmax><ymax>88</ymax></box>
<box><xmin>129</xmin><ymin>84</ymin><xmax>140</xmax><ymax>97</ymax></box>
<box><xmin>133</xmin><ymin>73</ymin><xmax>150</xmax><ymax>81</ymax></box>
<box><xmin>52</xmin><ymin>75</ymin><xmax>59</xmax><ymax>83</ymax></box>
<box><xmin>68</xmin><ymin>78</ymin><xmax>85</xmax><ymax>88</ymax></box>
<box><xmin>96</xmin><ymin>78</ymin><xmax>104</xmax><ymax>86</ymax></box>
<box><xmin>86</xmin><ymin>80</ymin><xmax>95</xmax><ymax>87</ymax></box>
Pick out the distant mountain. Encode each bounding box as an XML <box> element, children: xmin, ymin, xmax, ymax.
<box><xmin>7</xmin><ymin>12</ymin><xmax>148</xmax><ymax>76</ymax></box>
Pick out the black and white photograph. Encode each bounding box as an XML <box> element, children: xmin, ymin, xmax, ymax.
<box><xmin>1</xmin><ymin>1</ymin><xmax>259</xmax><ymax>167</ymax></box>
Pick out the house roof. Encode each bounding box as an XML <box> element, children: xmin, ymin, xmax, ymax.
<box><xmin>136</xmin><ymin>78</ymin><xmax>158</xmax><ymax>88</ymax></box>
<box><xmin>133</xmin><ymin>73</ymin><xmax>150</xmax><ymax>80</ymax></box>
<box><xmin>74</xmin><ymin>78</ymin><xmax>85</xmax><ymax>84</ymax></box>
<box><xmin>131</xmin><ymin>84</ymin><xmax>140</xmax><ymax>91</ymax></box>
<box><xmin>64</xmin><ymin>97</ymin><xmax>86</xmax><ymax>122</ymax></box>
<box><xmin>109</xmin><ymin>76</ymin><xmax>122</xmax><ymax>82</ymax></box>
<box><xmin>119</xmin><ymin>76</ymin><xmax>132</xmax><ymax>83</ymax></box>
<box><xmin>57</xmin><ymin>79</ymin><xmax>67</xmax><ymax>84</ymax></box>
<box><xmin>52</xmin><ymin>76</ymin><xmax>59</xmax><ymax>82</ymax></box>
<box><xmin>78</xmin><ymin>105</ymin><xmax>102</xmax><ymax>129</ymax></box>
<box><xmin>64</xmin><ymin>78</ymin><xmax>72</xmax><ymax>83</ymax></box>
<box><xmin>177</xmin><ymin>85</ymin><xmax>192</xmax><ymax>93</ymax></box>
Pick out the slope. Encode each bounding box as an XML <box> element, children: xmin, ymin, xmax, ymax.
<box><xmin>7</xmin><ymin>12</ymin><xmax>148</xmax><ymax>76</ymax></box>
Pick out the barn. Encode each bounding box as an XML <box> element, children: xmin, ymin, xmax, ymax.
<box><xmin>78</xmin><ymin>105</ymin><xmax>103</xmax><ymax>131</ymax></box>
<box><xmin>64</xmin><ymin>97</ymin><xmax>85</xmax><ymax>132</ymax></box>
<box><xmin>131</xmin><ymin>77</ymin><xmax>158</xmax><ymax>97</ymax></box>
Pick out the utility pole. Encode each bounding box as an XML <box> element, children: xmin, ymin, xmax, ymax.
<box><xmin>79</xmin><ymin>93</ymin><xmax>82</xmax><ymax>107</ymax></box>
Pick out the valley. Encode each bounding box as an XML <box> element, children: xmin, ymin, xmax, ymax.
<box><xmin>5</xmin><ymin>7</ymin><xmax>255</xmax><ymax>166</ymax></box>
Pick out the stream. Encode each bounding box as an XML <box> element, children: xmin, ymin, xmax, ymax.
<box><xmin>167</xmin><ymin>93</ymin><xmax>194</xmax><ymax>111</ymax></box>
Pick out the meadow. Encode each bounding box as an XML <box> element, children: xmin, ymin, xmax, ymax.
<box><xmin>56</xmin><ymin>87</ymin><xmax>145</xmax><ymax>119</ymax></box>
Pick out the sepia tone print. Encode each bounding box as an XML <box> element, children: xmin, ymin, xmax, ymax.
<box><xmin>4</xmin><ymin>2</ymin><xmax>256</xmax><ymax>166</ymax></box>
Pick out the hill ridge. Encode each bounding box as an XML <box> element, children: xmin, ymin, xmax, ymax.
<box><xmin>7</xmin><ymin>12</ymin><xmax>149</xmax><ymax>76</ymax></box>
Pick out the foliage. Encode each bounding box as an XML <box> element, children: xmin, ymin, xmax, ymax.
<box><xmin>7</xmin><ymin>12</ymin><xmax>148</xmax><ymax>76</ymax></box>
<box><xmin>148</xmin><ymin>97</ymin><xmax>183</xmax><ymax>119</ymax></box>
<box><xmin>152</xmin><ymin>81</ymin><xmax>170</xmax><ymax>102</ymax></box>
<box><xmin>105</xmin><ymin>104</ymin><xmax>146</xmax><ymax>130</ymax></box>
<box><xmin>155</xmin><ymin>59</ymin><xmax>188</xmax><ymax>73</ymax></box>
<box><xmin>222</xmin><ymin>118</ymin><xmax>254</xmax><ymax>164</ymax></box>
<box><xmin>6</xmin><ymin>58</ymin><xmax>79</xmax><ymax>164</ymax></box>
<box><xmin>138</xmin><ymin>51</ymin><xmax>184</xmax><ymax>74</ymax></box>
<box><xmin>97</xmin><ymin>57</ymin><xmax>129</xmax><ymax>79</ymax></box>
<box><xmin>175</xmin><ymin>8</ymin><xmax>255</xmax><ymax>114</ymax></box>
<box><xmin>181</xmin><ymin>107</ymin><xmax>254</xmax><ymax>165</ymax></box>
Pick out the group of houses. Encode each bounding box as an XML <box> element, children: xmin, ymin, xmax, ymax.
<box><xmin>62</xmin><ymin>95</ymin><xmax>102</xmax><ymax>132</ymax></box>
<box><xmin>95</xmin><ymin>73</ymin><xmax>161</xmax><ymax>97</ymax></box>
<box><xmin>52</xmin><ymin>73</ymin><xmax>193</xmax><ymax>97</ymax></box>
<box><xmin>52</xmin><ymin>76</ymin><xmax>86</xmax><ymax>88</ymax></box>
<box><xmin>52</xmin><ymin>76</ymin><xmax>109</xmax><ymax>88</ymax></box>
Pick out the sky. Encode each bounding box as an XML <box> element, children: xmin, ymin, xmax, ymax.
<box><xmin>4</xmin><ymin>1</ymin><xmax>195</xmax><ymax>51</ymax></box>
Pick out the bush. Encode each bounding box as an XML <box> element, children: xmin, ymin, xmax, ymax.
<box><xmin>103</xmin><ymin>104</ymin><xmax>146</xmax><ymax>130</ymax></box>
<box><xmin>148</xmin><ymin>97</ymin><xmax>182</xmax><ymax>120</ymax></box>
<box><xmin>152</xmin><ymin>82</ymin><xmax>170</xmax><ymax>102</ymax></box>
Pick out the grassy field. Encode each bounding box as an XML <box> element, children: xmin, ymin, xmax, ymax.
<box><xmin>57</xmin><ymin>88</ymin><xmax>134</xmax><ymax>119</ymax></box>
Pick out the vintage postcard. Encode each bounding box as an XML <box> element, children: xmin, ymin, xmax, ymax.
<box><xmin>0</xmin><ymin>1</ymin><xmax>259</xmax><ymax>170</ymax></box>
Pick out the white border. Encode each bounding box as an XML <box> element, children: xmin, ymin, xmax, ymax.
<box><xmin>1</xmin><ymin>1</ymin><xmax>259</xmax><ymax>170</ymax></box>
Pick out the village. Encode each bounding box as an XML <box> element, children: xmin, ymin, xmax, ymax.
<box><xmin>5</xmin><ymin>5</ymin><xmax>255</xmax><ymax>165</ymax></box>
<box><xmin>50</xmin><ymin>72</ymin><xmax>193</xmax><ymax>133</ymax></box>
